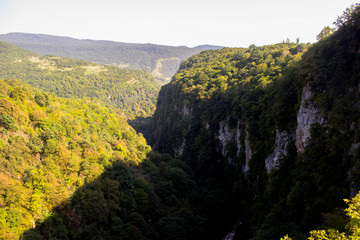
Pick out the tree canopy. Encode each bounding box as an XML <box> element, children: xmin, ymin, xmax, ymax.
<box><xmin>0</xmin><ymin>41</ymin><xmax>160</xmax><ymax>119</ymax></box>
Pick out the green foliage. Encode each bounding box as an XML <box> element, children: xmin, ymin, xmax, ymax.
<box><xmin>151</xmin><ymin>42</ymin><xmax>310</xmax><ymax>240</ymax></box>
<box><xmin>151</xmin><ymin>4</ymin><xmax>360</xmax><ymax>240</ymax></box>
<box><xmin>282</xmin><ymin>191</ymin><xmax>360</xmax><ymax>240</ymax></box>
<box><xmin>316</xmin><ymin>26</ymin><xmax>335</xmax><ymax>41</ymax></box>
<box><xmin>0</xmin><ymin>114</ymin><xmax>18</xmax><ymax>132</ymax></box>
<box><xmin>2</xmin><ymin>4</ymin><xmax>360</xmax><ymax>240</ymax></box>
<box><xmin>152</xmin><ymin>42</ymin><xmax>308</xmax><ymax>158</ymax></box>
<box><xmin>34</xmin><ymin>93</ymin><xmax>49</xmax><ymax>107</ymax></box>
<box><xmin>0</xmin><ymin>41</ymin><xmax>160</xmax><ymax>119</ymax></box>
<box><xmin>334</xmin><ymin>3</ymin><xmax>360</xmax><ymax>29</ymax></box>
<box><xmin>0</xmin><ymin>33</ymin><xmax>222</xmax><ymax>83</ymax></box>
<box><xmin>21</xmin><ymin>153</ymin><xmax>206</xmax><ymax>240</ymax></box>
<box><xmin>0</xmin><ymin>79</ymin><xmax>213</xmax><ymax>240</ymax></box>
<box><xmin>0</xmin><ymin>79</ymin><xmax>153</xmax><ymax>239</ymax></box>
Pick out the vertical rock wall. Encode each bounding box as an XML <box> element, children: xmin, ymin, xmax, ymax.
<box><xmin>296</xmin><ymin>84</ymin><xmax>326</xmax><ymax>152</ymax></box>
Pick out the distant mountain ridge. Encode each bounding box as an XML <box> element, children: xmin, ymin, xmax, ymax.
<box><xmin>0</xmin><ymin>41</ymin><xmax>160</xmax><ymax>119</ymax></box>
<box><xmin>0</xmin><ymin>33</ymin><xmax>223</xmax><ymax>84</ymax></box>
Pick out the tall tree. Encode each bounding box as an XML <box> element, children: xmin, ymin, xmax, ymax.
<box><xmin>316</xmin><ymin>26</ymin><xmax>335</xmax><ymax>41</ymax></box>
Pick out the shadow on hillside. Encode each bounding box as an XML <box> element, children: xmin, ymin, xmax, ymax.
<box><xmin>127</xmin><ymin>116</ymin><xmax>153</xmax><ymax>143</ymax></box>
<box><xmin>21</xmin><ymin>152</ymin><xmax>237</xmax><ymax>240</ymax></box>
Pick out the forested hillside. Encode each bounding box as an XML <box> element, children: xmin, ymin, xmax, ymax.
<box><xmin>0</xmin><ymin>41</ymin><xmax>233</xmax><ymax>240</ymax></box>
<box><xmin>1</xmin><ymin>4</ymin><xmax>360</xmax><ymax>240</ymax></box>
<box><xmin>151</xmin><ymin>4</ymin><xmax>360</xmax><ymax>239</ymax></box>
<box><xmin>0</xmin><ymin>33</ymin><xmax>222</xmax><ymax>84</ymax></box>
<box><xmin>0</xmin><ymin>41</ymin><xmax>160</xmax><ymax>119</ymax></box>
<box><xmin>151</xmin><ymin>42</ymin><xmax>308</xmax><ymax>161</ymax></box>
<box><xmin>0</xmin><ymin>80</ymin><xmax>210</xmax><ymax>240</ymax></box>
<box><xmin>0</xmin><ymin>79</ymin><xmax>145</xmax><ymax>238</ymax></box>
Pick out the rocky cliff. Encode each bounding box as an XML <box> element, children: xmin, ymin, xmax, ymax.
<box><xmin>295</xmin><ymin>83</ymin><xmax>327</xmax><ymax>152</ymax></box>
<box><xmin>150</xmin><ymin>9</ymin><xmax>360</xmax><ymax>238</ymax></box>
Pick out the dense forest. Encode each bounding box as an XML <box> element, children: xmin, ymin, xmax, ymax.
<box><xmin>0</xmin><ymin>42</ymin><xmax>160</xmax><ymax>119</ymax></box>
<box><xmin>0</xmin><ymin>80</ymin><xmax>209</xmax><ymax>240</ymax></box>
<box><xmin>0</xmin><ymin>3</ymin><xmax>360</xmax><ymax>240</ymax></box>
<box><xmin>0</xmin><ymin>33</ymin><xmax>222</xmax><ymax>84</ymax></box>
<box><xmin>151</xmin><ymin>41</ymin><xmax>308</xmax><ymax>153</ymax></box>
<box><xmin>151</xmin><ymin>4</ymin><xmax>360</xmax><ymax>240</ymax></box>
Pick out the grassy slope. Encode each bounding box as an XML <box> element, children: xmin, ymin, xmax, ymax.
<box><xmin>0</xmin><ymin>41</ymin><xmax>160</xmax><ymax>119</ymax></box>
<box><xmin>0</xmin><ymin>33</ymin><xmax>223</xmax><ymax>84</ymax></box>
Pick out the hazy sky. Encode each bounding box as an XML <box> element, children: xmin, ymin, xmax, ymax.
<box><xmin>0</xmin><ymin>0</ymin><xmax>356</xmax><ymax>47</ymax></box>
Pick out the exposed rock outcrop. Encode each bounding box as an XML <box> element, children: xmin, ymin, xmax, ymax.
<box><xmin>173</xmin><ymin>102</ymin><xmax>192</xmax><ymax>117</ymax></box>
<box><xmin>218</xmin><ymin>118</ymin><xmax>241</xmax><ymax>157</ymax></box>
<box><xmin>265</xmin><ymin>129</ymin><xmax>292</xmax><ymax>173</ymax></box>
<box><xmin>349</xmin><ymin>142</ymin><xmax>360</xmax><ymax>156</ymax></box>
<box><xmin>173</xmin><ymin>139</ymin><xmax>186</xmax><ymax>157</ymax></box>
<box><xmin>216</xmin><ymin>118</ymin><xmax>253</xmax><ymax>172</ymax></box>
<box><xmin>182</xmin><ymin>105</ymin><xmax>192</xmax><ymax>117</ymax></box>
<box><xmin>217</xmin><ymin>119</ymin><xmax>246</xmax><ymax>166</ymax></box>
<box><xmin>296</xmin><ymin>84</ymin><xmax>326</xmax><ymax>152</ymax></box>
<box><xmin>244</xmin><ymin>130</ymin><xmax>252</xmax><ymax>173</ymax></box>
<box><xmin>218</xmin><ymin>119</ymin><xmax>233</xmax><ymax>157</ymax></box>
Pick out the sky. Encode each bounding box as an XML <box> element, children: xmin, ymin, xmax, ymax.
<box><xmin>0</xmin><ymin>0</ymin><xmax>356</xmax><ymax>48</ymax></box>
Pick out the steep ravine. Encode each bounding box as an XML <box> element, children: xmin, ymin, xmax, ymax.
<box><xmin>160</xmin><ymin>82</ymin><xmax>328</xmax><ymax>174</ymax></box>
<box><xmin>150</xmin><ymin>16</ymin><xmax>360</xmax><ymax>238</ymax></box>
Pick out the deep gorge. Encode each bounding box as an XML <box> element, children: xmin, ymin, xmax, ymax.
<box><xmin>0</xmin><ymin>4</ymin><xmax>359</xmax><ymax>240</ymax></box>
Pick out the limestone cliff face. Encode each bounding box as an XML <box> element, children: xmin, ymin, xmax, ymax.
<box><xmin>217</xmin><ymin>119</ymin><xmax>242</xmax><ymax>159</ymax></box>
<box><xmin>173</xmin><ymin>101</ymin><xmax>193</xmax><ymax>118</ymax></box>
<box><xmin>216</xmin><ymin>118</ymin><xmax>252</xmax><ymax>171</ymax></box>
<box><xmin>166</xmin><ymin>111</ymin><xmax>254</xmax><ymax>172</ymax></box>
<box><xmin>265</xmin><ymin>129</ymin><xmax>293</xmax><ymax>173</ymax></box>
<box><xmin>181</xmin><ymin>104</ymin><xmax>192</xmax><ymax>117</ymax></box>
<box><xmin>171</xmin><ymin>103</ymin><xmax>192</xmax><ymax>157</ymax></box>
<box><xmin>149</xmin><ymin>17</ymin><xmax>360</xmax><ymax>239</ymax></box>
<box><xmin>218</xmin><ymin>118</ymin><xmax>235</xmax><ymax>157</ymax></box>
<box><xmin>295</xmin><ymin>84</ymin><xmax>327</xmax><ymax>152</ymax></box>
<box><xmin>213</xmin><ymin>82</ymin><xmax>329</xmax><ymax>173</ymax></box>
<box><xmin>262</xmin><ymin>83</ymin><xmax>328</xmax><ymax>172</ymax></box>
<box><xmin>173</xmin><ymin>139</ymin><xmax>186</xmax><ymax>157</ymax></box>
<box><xmin>166</xmin><ymin>81</ymin><xmax>330</xmax><ymax>174</ymax></box>
<box><xmin>244</xmin><ymin>129</ymin><xmax>253</xmax><ymax>173</ymax></box>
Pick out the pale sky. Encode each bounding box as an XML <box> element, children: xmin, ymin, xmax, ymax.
<box><xmin>0</xmin><ymin>0</ymin><xmax>356</xmax><ymax>47</ymax></box>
